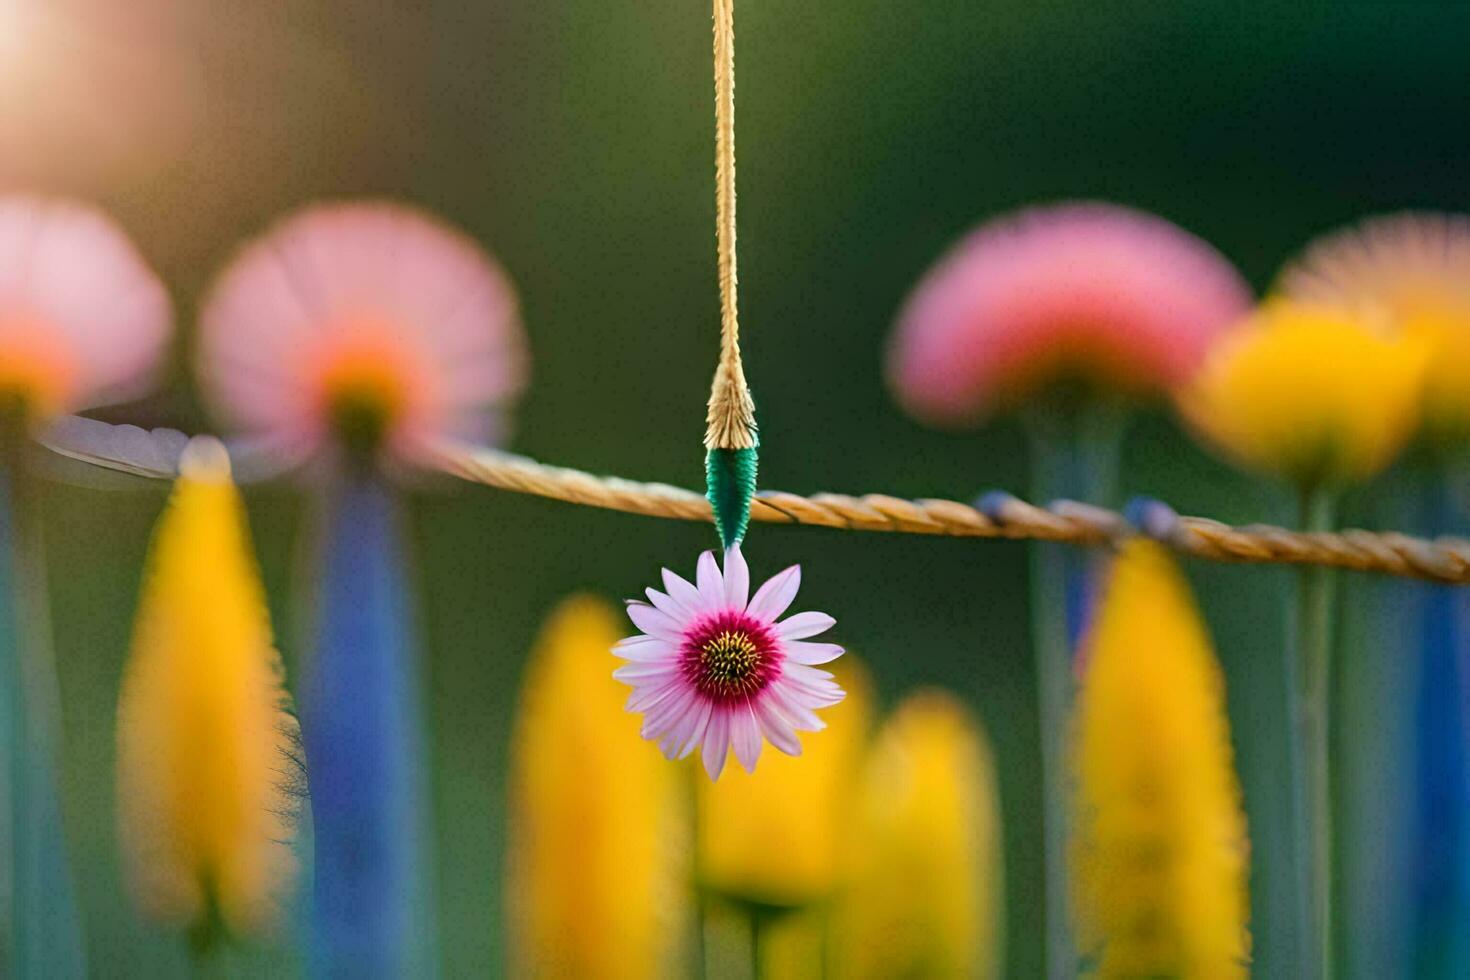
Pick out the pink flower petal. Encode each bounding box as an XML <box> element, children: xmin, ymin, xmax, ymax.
<box><xmin>753</xmin><ymin>696</ymin><xmax>803</xmax><ymax>756</ymax></box>
<box><xmin>784</xmin><ymin>662</ymin><xmax>836</xmax><ymax>684</ymax></box>
<box><xmin>767</xmin><ymin>684</ymin><xmax>827</xmax><ymax>732</ymax></box>
<box><xmin>730</xmin><ymin>702</ymin><xmax>763</xmax><ymax>773</ymax></box>
<box><xmin>661</xmin><ymin>697</ymin><xmax>704</xmax><ymax>760</ymax></box>
<box><xmin>645</xmin><ymin>587</ymin><xmax>691</xmax><ymax>621</ymax></box>
<box><xmin>197</xmin><ymin>201</ymin><xmax>528</xmax><ymax>467</ymax></box>
<box><xmin>696</xmin><ymin>550</ymin><xmax>724</xmax><ymax>608</ymax></box>
<box><xmin>657</xmin><ymin>695</ymin><xmax>706</xmax><ymax>760</ymax></box>
<box><xmin>746</xmin><ymin>564</ymin><xmax>800</xmax><ymax>621</ymax></box>
<box><xmin>723</xmin><ymin>544</ymin><xmax>750</xmax><ymax>609</ymax></box>
<box><xmin>612</xmin><ymin>635</ymin><xmax>675</xmax><ymax>662</ymax></box>
<box><xmin>702</xmin><ymin>710</ymin><xmax>731</xmax><ymax>780</ymax></box>
<box><xmin>776</xmin><ymin>611</ymin><xmax>836</xmax><ymax>640</ymax></box>
<box><xmin>612</xmin><ymin>662</ymin><xmax>679</xmax><ymax>683</ymax></box>
<box><xmin>640</xmin><ymin>711</ymin><xmax>676</xmax><ymax>743</ymax></box>
<box><xmin>626</xmin><ymin>602</ymin><xmax>684</xmax><ymax>642</ymax></box>
<box><xmin>887</xmin><ymin>201</ymin><xmax>1252</xmax><ymax>426</ymax></box>
<box><xmin>782</xmin><ymin>640</ymin><xmax>844</xmax><ymax>665</ymax></box>
<box><xmin>675</xmin><ymin>699</ymin><xmax>715</xmax><ymax>760</ymax></box>
<box><xmin>776</xmin><ymin>667</ymin><xmax>847</xmax><ymax>707</ymax></box>
<box><xmin>784</xmin><ymin>679</ymin><xmax>846</xmax><ymax>709</ymax></box>
<box><xmin>628</xmin><ymin>681</ymin><xmax>685</xmax><ymax>715</ymax></box>
<box><xmin>640</xmin><ymin>689</ymin><xmax>695</xmax><ymax>737</ymax></box>
<box><xmin>661</xmin><ymin>568</ymin><xmax>705</xmax><ymax>615</ymax></box>
<box><xmin>0</xmin><ymin>196</ymin><xmax>172</xmax><ymax>415</ymax></box>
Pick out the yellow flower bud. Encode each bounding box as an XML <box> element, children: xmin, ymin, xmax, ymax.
<box><xmin>832</xmin><ymin>689</ymin><xmax>1004</xmax><ymax>979</ymax></box>
<box><xmin>116</xmin><ymin>438</ymin><xmax>303</xmax><ymax>939</ymax></box>
<box><xmin>505</xmin><ymin>596</ymin><xmax>688</xmax><ymax>978</ymax></box>
<box><xmin>1179</xmin><ymin>299</ymin><xmax>1428</xmax><ymax>487</ymax></box>
<box><xmin>1072</xmin><ymin>541</ymin><xmax>1250</xmax><ymax>978</ymax></box>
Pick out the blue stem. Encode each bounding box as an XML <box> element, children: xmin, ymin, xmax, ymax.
<box><xmin>1410</xmin><ymin>477</ymin><xmax>1470</xmax><ymax>979</ymax></box>
<box><xmin>0</xmin><ymin>460</ymin><xmax>86</xmax><ymax>978</ymax></box>
<box><xmin>301</xmin><ymin>474</ymin><xmax>437</xmax><ymax>978</ymax></box>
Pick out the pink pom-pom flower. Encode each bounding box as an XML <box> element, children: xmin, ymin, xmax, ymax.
<box><xmin>887</xmin><ymin>202</ymin><xmax>1252</xmax><ymax>426</ymax></box>
<box><xmin>614</xmin><ymin>545</ymin><xmax>846</xmax><ymax>781</ymax></box>
<box><xmin>197</xmin><ymin>201</ymin><xmax>528</xmax><ymax>468</ymax></box>
<box><xmin>0</xmin><ymin>196</ymin><xmax>171</xmax><ymax>421</ymax></box>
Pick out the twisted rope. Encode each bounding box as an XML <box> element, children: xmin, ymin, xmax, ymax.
<box><xmin>424</xmin><ymin>440</ymin><xmax>1470</xmax><ymax>584</ymax></box>
<box><xmin>35</xmin><ymin>419</ymin><xmax>1470</xmax><ymax>583</ymax></box>
<box><xmin>704</xmin><ymin>0</ymin><xmax>756</xmax><ymax>452</ymax></box>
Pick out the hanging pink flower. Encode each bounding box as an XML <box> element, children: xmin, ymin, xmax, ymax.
<box><xmin>886</xmin><ymin>202</ymin><xmax>1252</xmax><ymax>426</ymax></box>
<box><xmin>197</xmin><ymin>200</ymin><xmax>528</xmax><ymax>468</ymax></box>
<box><xmin>614</xmin><ymin>545</ymin><xmax>845</xmax><ymax>780</ymax></box>
<box><xmin>0</xmin><ymin>196</ymin><xmax>171</xmax><ymax>420</ymax></box>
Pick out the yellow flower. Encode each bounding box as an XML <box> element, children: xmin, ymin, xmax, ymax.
<box><xmin>1072</xmin><ymin>541</ymin><xmax>1249</xmax><ymax>979</ymax></box>
<box><xmin>1279</xmin><ymin>213</ymin><xmax>1470</xmax><ymax>445</ymax></box>
<box><xmin>1178</xmin><ymin>298</ymin><xmax>1428</xmax><ymax>487</ymax></box>
<box><xmin>697</xmin><ymin>660</ymin><xmax>871</xmax><ymax>909</ymax></box>
<box><xmin>116</xmin><ymin>438</ymin><xmax>303</xmax><ymax>939</ymax></box>
<box><xmin>505</xmin><ymin>596</ymin><xmax>688</xmax><ymax>978</ymax></box>
<box><xmin>831</xmin><ymin>689</ymin><xmax>1004</xmax><ymax>980</ymax></box>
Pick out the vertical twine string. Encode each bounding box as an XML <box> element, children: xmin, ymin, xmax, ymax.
<box><xmin>705</xmin><ymin>0</ymin><xmax>757</xmax><ymax>452</ymax></box>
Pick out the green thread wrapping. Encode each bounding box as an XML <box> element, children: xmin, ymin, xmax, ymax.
<box><xmin>706</xmin><ymin>445</ymin><xmax>758</xmax><ymax>549</ymax></box>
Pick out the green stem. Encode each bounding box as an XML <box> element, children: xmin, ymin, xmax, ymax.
<box><xmin>749</xmin><ymin>907</ymin><xmax>766</xmax><ymax>980</ymax></box>
<box><xmin>0</xmin><ymin>464</ymin><xmax>28</xmax><ymax>979</ymax></box>
<box><xmin>1031</xmin><ymin>536</ymin><xmax>1074</xmax><ymax>980</ymax></box>
<box><xmin>1292</xmin><ymin>487</ymin><xmax>1337</xmax><ymax>980</ymax></box>
<box><xmin>0</xmin><ymin>442</ymin><xmax>85</xmax><ymax>977</ymax></box>
<box><xmin>1024</xmin><ymin>402</ymin><xmax>1125</xmax><ymax>980</ymax></box>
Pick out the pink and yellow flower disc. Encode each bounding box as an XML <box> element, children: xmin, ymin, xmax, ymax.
<box><xmin>1279</xmin><ymin>212</ymin><xmax>1470</xmax><ymax>445</ymax></box>
<box><xmin>0</xmin><ymin>196</ymin><xmax>171</xmax><ymax>421</ymax></box>
<box><xmin>615</xmin><ymin>545</ymin><xmax>845</xmax><ymax>780</ymax></box>
<box><xmin>887</xmin><ymin>202</ymin><xmax>1252</xmax><ymax>425</ymax></box>
<box><xmin>197</xmin><ymin>201</ymin><xmax>528</xmax><ymax>467</ymax></box>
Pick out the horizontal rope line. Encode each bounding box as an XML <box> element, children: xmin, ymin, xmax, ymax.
<box><xmin>32</xmin><ymin>419</ymin><xmax>1470</xmax><ymax>583</ymax></box>
<box><xmin>424</xmin><ymin>440</ymin><xmax>1470</xmax><ymax>584</ymax></box>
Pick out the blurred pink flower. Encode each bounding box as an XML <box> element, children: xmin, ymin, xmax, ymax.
<box><xmin>198</xmin><ymin>201</ymin><xmax>527</xmax><ymax>467</ymax></box>
<box><xmin>614</xmin><ymin>545</ymin><xmax>846</xmax><ymax>780</ymax></box>
<box><xmin>0</xmin><ymin>196</ymin><xmax>171</xmax><ymax>420</ymax></box>
<box><xmin>887</xmin><ymin>202</ymin><xmax>1252</xmax><ymax>426</ymax></box>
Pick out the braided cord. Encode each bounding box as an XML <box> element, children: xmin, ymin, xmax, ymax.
<box><xmin>34</xmin><ymin>419</ymin><xmax>1470</xmax><ymax>582</ymax></box>
<box><xmin>704</xmin><ymin>0</ymin><xmax>756</xmax><ymax>453</ymax></box>
<box><xmin>424</xmin><ymin>440</ymin><xmax>1470</xmax><ymax>584</ymax></box>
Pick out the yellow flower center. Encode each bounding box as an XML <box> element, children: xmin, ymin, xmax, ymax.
<box><xmin>700</xmin><ymin>629</ymin><xmax>760</xmax><ymax>692</ymax></box>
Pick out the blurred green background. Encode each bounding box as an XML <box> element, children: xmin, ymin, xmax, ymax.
<box><xmin>8</xmin><ymin>0</ymin><xmax>1470</xmax><ymax>975</ymax></box>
